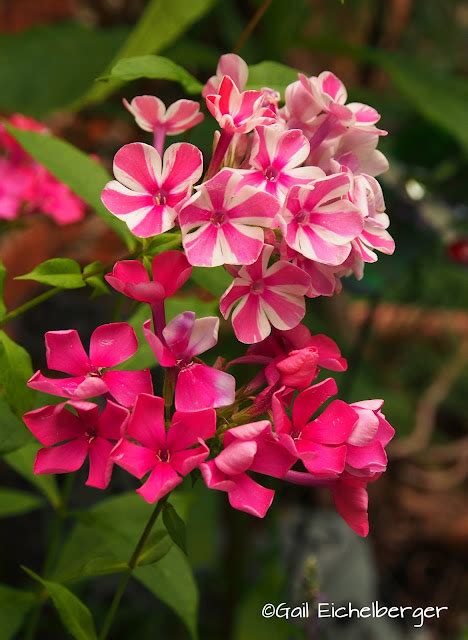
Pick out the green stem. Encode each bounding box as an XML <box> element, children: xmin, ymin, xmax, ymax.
<box><xmin>24</xmin><ymin>473</ymin><xmax>75</xmax><ymax>640</ymax></box>
<box><xmin>98</xmin><ymin>497</ymin><xmax>168</xmax><ymax>640</ymax></box>
<box><xmin>0</xmin><ymin>287</ymin><xmax>61</xmax><ymax>327</ymax></box>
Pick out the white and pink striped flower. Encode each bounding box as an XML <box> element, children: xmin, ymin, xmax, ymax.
<box><xmin>179</xmin><ymin>168</ymin><xmax>279</xmax><ymax>267</ymax></box>
<box><xmin>123</xmin><ymin>96</ymin><xmax>203</xmax><ymax>135</ymax></box>
<box><xmin>202</xmin><ymin>53</ymin><xmax>249</xmax><ymax>97</ymax></box>
<box><xmin>101</xmin><ymin>142</ymin><xmax>203</xmax><ymax>238</ymax></box>
<box><xmin>220</xmin><ymin>244</ymin><xmax>311</xmax><ymax>344</ymax></box>
<box><xmin>279</xmin><ymin>173</ymin><xmax>363</xmax><ymax>265</ymax></box>
<box><xmin>205</xmin><ymin>75</ymin><xmax>276</xmax><ymax>135</ymax></box>
<box><xmin>238</xmin><ymin>126</ymin><xmax>324</xmax><ymax>201</ymax></box>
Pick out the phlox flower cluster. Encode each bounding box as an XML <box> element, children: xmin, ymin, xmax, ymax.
<box><xmin>0</xmin><ymin>114</ymin><xmax>86</xmax><ymax>225</ymax></box>
<box><xmin>24</xmin><ymin>53</ymin><xmax>396</xmax><ymax>537</ymax></box>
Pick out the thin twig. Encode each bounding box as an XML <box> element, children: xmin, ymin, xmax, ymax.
<box><xmin>233</xmin><ymin>0</ymin><xmax>273</xmax><ymax>54</ymax></box>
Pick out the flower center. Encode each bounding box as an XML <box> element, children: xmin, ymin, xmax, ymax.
<box><xmin>85</xmin><ymin>428</ymin><xmax>97</xmax><ymax>443</ymax></box>
<box><xmin>296</xmin><ymin>209</ymin><xmax>310</xmax><ymax>225</ymax></box>
<box><xmin>264</xmin><ymin>166</ymin><xmax>279</xmax><ymax>181</ymax></box>
<box><xmin>251</xmin><ymin>280</ymin><xmax>265</xmax><ymax>295</ymax></box>
<box><xmin>210</xmin><ymin>210</ymin><xmax>227</xmax><ymax>226</ymax></box>
<box><xmin>153</xmin><ymin>191</ymin><xmax>167</xmax><ymax>206</ymax></box>
<box><xmin>158</xmin><ymin>448</ymin><xmax>170</xmax><ymax>462</ymax></box>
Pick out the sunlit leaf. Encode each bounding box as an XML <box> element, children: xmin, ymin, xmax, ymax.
<box><xmin>16</xmin><ymin>258</ymin><xmax>85</xmax><ymax>289</ymax></box>
<box><xmin>104</xmin><ymin>55</ymin><xmax>202</xmax><ymax>93</ymax></box>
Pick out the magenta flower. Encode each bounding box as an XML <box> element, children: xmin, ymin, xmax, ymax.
<box><xmin>105</xmin><ymin>250</ymin><xmax>192</xmax><ymax>304</ymax></box>
<box><xmin>239</xmin><ymin>126</ymin><xmax>324</xmax><ymax>201</ymax></box>
<box><xmin>201</xmin><ymin>420</ymin><xmax>296</xmax><ymax>518</ymax></box>
<box><xmin>23</xmin><ymin>400</ymin><xmax>128</xmax><ymax>489</ymax></box>
<box><xmin>179</xmin><ymin>168</ymin><xmax>279</xmax><ymax>267</ymax></box>
<box><xmin>279</xmin><ymin>173</ymin><xmax>363</xmax><ymax>265</ymax></box>
<box><xmin>345</xmin><ymin>400</ymin><xmax>395</xmax><ymax>478</ymax></box>
<box><xmin>220</xmin><ymin>244</ymin><xmax>311</xmax><ymax>344</ymax></box>
<box><xmin>202</xmin><ymin>53</ymin><xmax>248</xmax><ymax>97</ymax></box>
<box><xmin>143</xmin><ymin>311</ymin><xmax>235</xmax><ymax>411</ymax></box>
<box><xmin>28</xmin><ymin>323</ymin><xmax>152</xmax><ymax>407</ymax></box>
<box><xmin>205</xmin><ymin>75</ymin><xmax>276</xmax><ymax>135</ymax></box>
<box><xmin>101</xmin><ymin>141</ymin><xmax>203</xmax><ymax>238</ymax></box>
<box><xmin>273</xmin><ymin>378</ymin><xmax>359</xmax><ymax>479</ymax></box>
<box><xmin>112</xmin><ymin>393</ymin><xmax>216</xmax><ymax>503</ymax></box>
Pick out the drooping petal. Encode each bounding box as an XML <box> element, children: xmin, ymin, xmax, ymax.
<box><xmin>45</xmin><ymin>330</ymin><xmax>90</xmax><ymax>375</ymax></box>
<box><xmin>89</xmin><ymin>323</ymin><xmax>138</xmax><ymax>368</ymax></box>
<box><xmin>296</xmin><ymin>440</ymin><xmax>347</xmax><ymax>477</ymax></box>
<box><xmin>86</xmin><ymin>437</ymin><xmax>114</xmax><ymax>489</ymax></box>
<box><xmin>23</xmin><ymin>403</ymin><xmax>83</xmax><ymax>446</ymax></box>
<box><xmin>27</xmin><ymin>372</ymin><xmax>108</xmax><ymax>400</ymax></box>
<box><xmin>346</xmin><ymin>441</ymin><xmax>387</xmax><ymax>474</ymax></box>
<box><xmin>34</xmin><ymin>439</ymin><xmax>88</xmax><ymax>475</ymax></box>
<box><xmin>137</xmin><ymin>461</ymin><xmax>182</xmax><ymax>503</ymax></box>
<box><xmin>170</xmin><ymin>442</ymin><xmax>210</xmax><ymax>476</ymax></box>
<box><xmin>126</xmin><ymin>393</ymin><xmax>165</xmax><ymax>450</ymax></box>
<box><xmin>216</xmin><ymin>440</ymin><xmax>258</xmax><ymax>476</ymax></box>
<box><xmin>228</xmin><ymin>473</ymin><xmax>274</xmax><ymax>518</ymax></box>
<box><xmin>175</xmin><ymin>364</ymin><xmax>235</xmax><ymax>411</ymax></box>
<box><xmin>331</xmin><ymin>476</ymin><xmax>369</xmax><ymax>537</ymax></box>
<box><xmin>102</xmin><ymin>369</ymin><xmax>153</xmax><ymax>407</ymax></box>
<box><xmin>200</xmin><ymin>459</ymin><xmax>236</xmax><ymax>491</ymax></box>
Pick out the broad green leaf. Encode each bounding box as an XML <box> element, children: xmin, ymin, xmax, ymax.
<box><xmin>78</xmin><ymin>0</ymin><xmax>215</xmax><ymax>108</ymax></box>
<box><xmin>163</xmin><ymin>502</ymin><xmax>187</xmax><ymax>554</ymax></box>
<box><xmin>0</xmin><ymin>584</ymin><xmax>35</xmax><ymax>639</ymax></box>
<box><xmin>137</xmin><ymin>529</ymin><xmax>173</xmax><ymax>566</ymax></box>
<box><xmin>16</xmin><ymin>258</ymin><xmax>85</xmax><ymax>289</ymax></box>
<box><xmin>54</xmin><ymin>492</ymin><xmax>197</xmax><ymax>637</ymax></box>
<box><xmin>0</xmin><ymin>331</ymin><xmax>36</xmax><ymax>415</ymax></box>
<box><xmin>0</xmin><ymin>23</ymin><xmax>127</xmax><ymax>117</ymax></box>
<box><xmin>0</xmin><ymin>262</ymin><xmax>6</xmax><ymax>319</ymax></box>
<box><xmin>4</xmin><ymin>444</ymin><xmax>60</xmax><ymax>508</ymax></box>
<box><xmin>0</xmin><ymin>397</ymin><xmax>33</xmax><ymax>453</ymax></box>
<box><xmin>247</xmin><ymin>61</ymin><xmax>299</xmax><ymax>96</ymax></box>
<box><xmin>191</xmin><ymin>266</ymin><xmax>231</xmax><ymax>298</ymax></box>
<box><xmin>0</xmin><ymin>488</ymin><xmax>43</xmax><ymax>518</ymax></box>
<box><xmin>5</xmin><ymin>125</ymin><xmax>135</xmax><ymax>249</ymax></box>
<box><xmin>23</xmin><ymin>568</ymin><xmax>97</xmax><ymax>640</ymax></box>
<box><xmin>104</xmin><ymin>55</ymin><xmax>202</xmax><ymax>93</ymax></box>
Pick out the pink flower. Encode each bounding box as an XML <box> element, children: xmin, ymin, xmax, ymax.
<box><xmin>23</xmin><ymin>400</ymin><xmax>128</xmax><ymax>489</ymax></box>
<box><xmin>124</xmin><ymin>96</ymin><xmax>203</xmax><ymax>135</ymax></box>
<box><xmin>279</xmin><ymin>173</ymin><xmax>363</xmax><ymax>265</ymax></box>
<box><xmin>205</xmin><ymin>75</ymin><xmax>276</xmax><ymax>135</ymax></box>
<box><xmin>345</xmin><ymin>400</ymin><xmax>394</xmax><ymax>478</ymax></box>
<box><xmin>220</xmin><ymin>244</ymin><xmax>311</xmax><ymax>344</ymax></box>
<box><xmin>143</xmin><ymin>311</ymin><xmax>235</xmax><ymax>411</ymax></box>
<box><xmin>202</xmin><ymin>53</ymin><xmax>248</xmax><ymax>97</ymax></box>
<box><xmin>179</xmin><ymin>168</ymin><xmax>279</xmax><ymax>267</ymax></box>
<box><xmin>28</xmin><ymin>323</ymin><xmax>152</xmax><ymax>407</ymax></box>
<box><xmin>281</xmin><ymin>242</ymin><xmax>343</xmax><ymax>298</ymax></box>
<box><xmin>112</xmin><ymin>393</ymin><xmax>216</xmax><ymax>503</ymax></box>
<box><xmin>238</xmin><ymin>126</ymin><xmax>324</xmax><ymax>201</ymax></box>
<box><xmin>331</xmin><ymin>130</ymin><xmax>389</xmax><ymax>177</ymax></box>
<box><xmin>101</xmin><ymin>142</ymin><xmax>203</xmax><ymax>238</ymax></box>
<box><xmin>201</xmin><ymin>420</ymin><xmax>296</xmax><ymax>518</ymax></box>
<box><xmin>105</xmin><ymin>250</ymin><xmax>192</xmax><ymax>304</ymax></box>
<box><xmin>273</xmin><ymin>378</ymin><xmax>358</xmax><ymax>478</ymax></box>
<box><xmin>32</xmin><ymin>167</ymin><xmax>86</xmax><ymax>225</ymax></box>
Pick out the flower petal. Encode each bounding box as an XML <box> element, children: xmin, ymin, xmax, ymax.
<box><xmin>137</xmin><ymin>461</ymin><xmax>182</xmax><ymax>503</ymax></box>
<box><xmin>86</xmin><ymin>437</ymin><xmax>114</xmax><ymax>489</ymax></box>
<box><xmin>90</xmin><ymin>323</ymin><xmax>138</xmax><ymax>368</ymax></box>
<box><xmin>127</xmin><ymin>393</ymin><xmax>165</xmax><ymax>449</ymax></box>
<box><xmin>45</xmin><ymin>330</ymin><xmax>90</xmax><ymax>375</ymax></box>
<box><xmin>34</xmin><ymin>439</ymin><xmax>88</xmax><ymax>475</ymax></box>
<box><xmin>102</xmin><ymin>369</ymin><xmax>153</xmax><ymax>407</ymax></box>
<box><xmin>175</xmin><ymin>364</ymin><xmax>235</xmax><ymax>411</ymax></box>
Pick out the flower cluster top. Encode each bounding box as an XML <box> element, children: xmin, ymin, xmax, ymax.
<box><xmin>23</xmin><ymin>53</ymin><xmax>396</xmax><ymax>538</ymax></box>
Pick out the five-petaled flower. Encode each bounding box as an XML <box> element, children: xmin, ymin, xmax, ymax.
<box><xmin>101</xmin><ymin>141</ymin><xmax>203</xmax><ymax>237</ymax></box>
<box><xmin>220</xmin><ymin>244</ymin><xmax>311</xmax><ymax>343</ymax></box>
<box><xmin>23</xmin><ymin>400</ymin><xmax>128</xmax><ymax>488</ymax></box>
<box><xmin>112</xmin><ymin>393</ymin><xmax>216</xmax><ymax>503</ymax></box>
<box><xmin>28</xmin><ymin>323</ymin><xmax>152</xmax><ymax>407</ymax></box>
<box><xmin>179</xmin><ymin>168</ymin><xmax>279</xmax><ymax>267</ymax></box>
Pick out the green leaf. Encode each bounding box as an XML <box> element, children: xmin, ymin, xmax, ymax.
<box><xmin>0</xmin><ymin>488</ymin><xmax>43</xmax><ymax>518</ymax></box>
<box><xmin>23</xmin><ymin>568</ymin><xmax>97</xmax><ymax>640</ymax></box>
<box><xmin>104</xmin><ymin>55</ymin><xmax>202</xmax><ymax>93</ymax></box>
<box><xmin>78</xmin><ymin>0</ymin><xmax>215</xmax><ymax>108</ymax></box>
<box><xmin>163</xmin><ymin>502</ymin><xmax>187</xmax><ymax>554</ymax></box>
<box><xmin>4</xmin><ymin>443</ymin><xmax>60</xmax><ymax>508</ymax></box>
<box><xmin>80</xmin><ymin>557</ymin><xmax>128</xmax><ymax>578</ymax></box>
<box><xmin>0</xmin><ymin>262</ymin><xmax>6</xmax><ymax>319</ymax></box>
<box><xmin>0</xmin><ymin>397</ymin><xmax>33</xmax><ymax>454</ymax></box>
<box><xmin>54</xmin><ymin>492</ymin><xmax>197</xmax><ymax>637</ymax></box>
<box><xmin>0</xmin><ymin>584</ymin><xmax>35</xmax><ymax>639</ymax></box>
<box><xmin>246</xmin><ymin>61</ymin><xmax>299</xmax><ymax>97</ymax></box>
<box><xmin>0</xmin><ymin>331</ymin><xmax>36</xmax><ymax>415</ymax></box>
<box><xmin>16</xmin><ymin>258</ymin><xmax>85</xmax><ymax>289</ymax></box>
<box><xmin>5</xmin><ymin>125</ymin><xmax>135</xmax><ymax>249</ymax></box>
<box><xmin>191</xmin><ymin>266</ymin><xmax>231</xmax><ymax>298</ymax></box>
<box><xmin>0</xmin><ymin>23</ymin><xmax>127</xmax><ymax>117</ymax></box>
<box><xmin>137</xmin><ymin>529</ymin><xmax>173</xmax><ymax>566</ymax></box>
